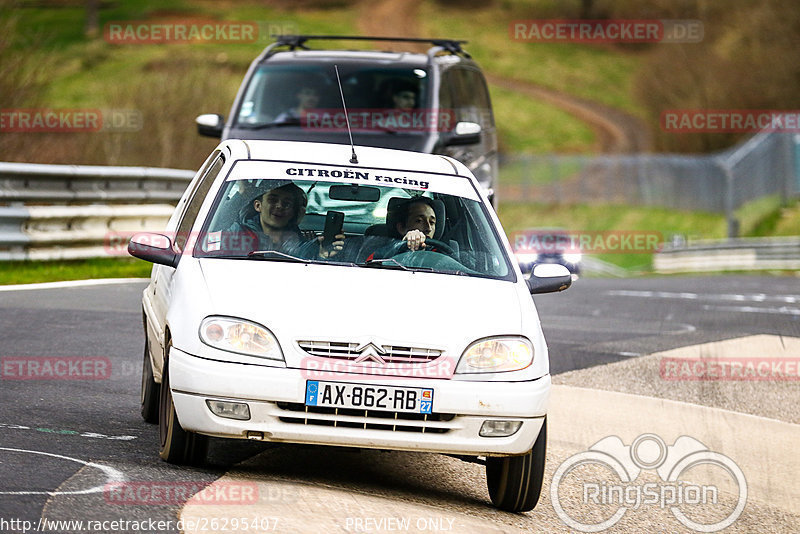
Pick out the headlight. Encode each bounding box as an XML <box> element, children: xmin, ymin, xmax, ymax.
<box><xmin>199</xmin><ymin>316</ymin><xmax>283</xmax><ymax>360</ymax></box>
<box><xmin>455</xmin><ymin>337</ymin><xmax>534</xmax><ymax>374</ymax></box>
<box><xmin>563</xmin><ymin>253</ymin><xmax>582</xmax><ymax>264</ymax></box>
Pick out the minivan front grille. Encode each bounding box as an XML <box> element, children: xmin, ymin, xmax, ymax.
<box><xmin>297</xmin><ymin>340</ymin><xmax>443</xmax><ymax>364</ymax></box>
<box><xmin>276</xmin><ymin>402</ymin><xmax>455</xmax><ymax>434</ymax></box>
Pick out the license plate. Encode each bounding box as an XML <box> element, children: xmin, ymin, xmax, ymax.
<box><xmin>305</xmin><ymin>380</ymin><xmax>433</xmax><ymax>414</ymax></box>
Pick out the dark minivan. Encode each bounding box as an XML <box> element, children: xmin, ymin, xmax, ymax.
<box><xmin>196</xmin><ymin>35</ymin><xmax>498</xmax><ymax>205</ymax></box>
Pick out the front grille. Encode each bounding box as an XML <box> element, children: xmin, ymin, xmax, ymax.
<box><xmin>276</xmin><ymin>402</ymin><xmax>455</xmax><ymax>434</ymax></box>
<box><xmin>297</xmin><ymin>341</ymin><xmax>443</xmax><ymax>364</ymax></box>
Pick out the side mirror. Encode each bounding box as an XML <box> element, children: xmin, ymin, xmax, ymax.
<box><xmin>526</xmin><ymin>263</ymin><xmax>572</xmax><ymax>294</ymax></box>
<box><xmin>128</xmin><ymin>233</ymin><xmax>178</xmax><ymax>268</ymax></box>
<box><xmin>196</xmin><ymin>113</ymin><xmax>224</xmax><ymax>138</ymax></box>
<box><xmin>443</xmin><ymin>121</ymin><xmax>481</xmax><ymax>146</ymax></box>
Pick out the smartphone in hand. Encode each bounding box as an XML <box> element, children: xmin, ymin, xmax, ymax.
<box><xmin>322</xmin><ymin>210</ymin><xmax>344</xmax><ymax>248</ymax></box>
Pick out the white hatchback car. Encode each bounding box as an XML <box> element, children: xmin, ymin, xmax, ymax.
<box><xmin>129</xmin><ymin>139</ymin><xmax>571</xmax><ymax>512</ymax></box>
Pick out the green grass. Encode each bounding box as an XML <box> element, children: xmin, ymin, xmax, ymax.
<box><xmin>419</xmin><ymin>1</ymin><xmax>646</xmax><ymax>115</ymax></box>
<box><xmin>8</xmin><ymin>1</ymin><xmax>362</xmax><ymax>110</ymax></box>
<box><xmin>500</xmin><ymin>155</ymin><xmax>585</xmax><ymax>186</ymax></box>
<box><xmin>497</xmin><ymin>202</ymin><xmax>728</xmax><ymax>271</ymax></box>
<box><xmin>490</xmin><ymin>85</ymin><xmax>595</xmax><ymax>153</ymax></box>
<box><xmin>0</xmin><ymin>258</ymin><xmax>152</xmax><ymax>285</ymax></box>
<box><xmin>738</xmin><ymin>196</ymin><xmax>800</xmax><ymax>237</ymax></box>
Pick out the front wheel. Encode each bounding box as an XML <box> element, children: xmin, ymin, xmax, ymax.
<box><xmin>158</xmin><ymin>349</ymin><xmax>208</xmax><ymax>465</ymax></box>
<box><xmin>486</xmin><ymin>418</ymin><xmax>547</xmax><ymax>512</ymax></box>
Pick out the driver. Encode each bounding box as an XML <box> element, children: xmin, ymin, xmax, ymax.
<box><xmin>361</xmin><ymin>196</ymin><xmax>444</xmax><ymax>262</ymax></box>
<box><xmin>394</xmin><ymin>196</ymin><xmax>436</xmax><ymax>251</ymax></box>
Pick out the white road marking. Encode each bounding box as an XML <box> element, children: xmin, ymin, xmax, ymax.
<box><xmin>0</xmin><ymin>422</ymin><xmax>136</xmax><ymax>441</ymax></box>
<box><xmin>606</xmin><ymin>289</ymin><xmax>800</xmax><ymax>304</ymax></box>
<box><xmin>702</xmin><ymin>304</ymin><xmax>800</xmax><ymax>316</ymax></box>
<box><xmin>0</xmin><ymin>278</ymin><xmax>147</xmax><ymax>292</ymax></box>
<box><xmin>0</xmin><ymin>447</ymin><xmax>125</xmax><ymax>496</ymax></box>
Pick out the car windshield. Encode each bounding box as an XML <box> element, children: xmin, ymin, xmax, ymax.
<box><xmin>234</xmin><ymin>63</ymin><xmax>432</xmax><ymax>133</ymax></box>
<box><xmin>195</xmin><ymin>161</ymin><xmax>513</xmax><ymax>280</ymax></box>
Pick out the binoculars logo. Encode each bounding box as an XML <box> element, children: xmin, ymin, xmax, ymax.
<box><xmin>551</xmin><ymin>433</ymin><xmax>747</xmax><ymax>532</ymax></box>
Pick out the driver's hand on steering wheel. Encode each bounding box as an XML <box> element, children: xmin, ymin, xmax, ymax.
<box><xmin>402</xmin><ymin>229</ymin><xmax>428</xmax><ymax>251</ymax></box>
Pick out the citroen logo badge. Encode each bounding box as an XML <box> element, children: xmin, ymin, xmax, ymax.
<box><xmin>353</xmin><ymin>342</ymin><xmax>387</xmax><ymax>365</ymax></box>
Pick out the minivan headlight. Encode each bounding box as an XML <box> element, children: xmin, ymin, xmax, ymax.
<box><xmin>455</xmin><ymin>337</ymin><xmax>533</xmax><ymax>374</ymax></box>
<box><xmin>199</xmin><ymin>316</ymin><xmax>283</xmax><ymax>360</ymax></box>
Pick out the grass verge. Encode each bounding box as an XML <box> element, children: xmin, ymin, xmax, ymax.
<box><xmin>0</xmin><ymin>258</ymin><xmax>151</xmax><ymax>285</ymax></box>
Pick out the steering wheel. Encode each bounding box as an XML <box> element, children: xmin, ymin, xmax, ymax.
<box><xmin>389</xmin><ymin>238</ymin><xmax>455</xmax><ymax>256</ymax></box>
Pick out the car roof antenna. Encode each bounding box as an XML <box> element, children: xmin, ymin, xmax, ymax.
<box><xmin>334</xmin><ymin>65</ymin><xmax>358</xmax><ymax>164</ymax></box>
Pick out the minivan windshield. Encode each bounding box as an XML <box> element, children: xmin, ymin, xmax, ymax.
<box><xmin>234</xmin><ymin>63</ymin><xmax>433</xmax><ymax>134</ymax></box>
<box><xmin>195</xmin><ymin>163</ymin><xmax>513</xmax><ymax>281</ymax></box>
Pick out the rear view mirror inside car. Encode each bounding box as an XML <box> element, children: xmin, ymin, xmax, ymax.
<box><xmin>328</xmin><ymin>184</ymin><xmax>381</xmax><ymax>202</ymax></box>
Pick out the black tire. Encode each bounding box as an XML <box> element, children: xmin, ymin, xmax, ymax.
<box><xmin>140</xmin><ymin>338</ymin><xmax>160</xmax><ymax>424</ymax></box>
<box><xmin>158</xmin><ymin>350</ymin><xmax>208</xmax><ymax>465</ymax></box>
<box><xmin>486</xmin><ymin>419</ymin><xmax>547</xmax><ymax>512</ymax></box>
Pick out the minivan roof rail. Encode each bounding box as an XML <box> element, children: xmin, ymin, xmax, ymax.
<box><xmin>260</xmin><ymin>35</ymin><xmax>470</xmax><ymax>60</ymax></box>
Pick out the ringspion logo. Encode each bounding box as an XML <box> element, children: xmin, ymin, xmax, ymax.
<box><xmin>552</xmin><ymin>433</ymin><xmax>746</xmax><ymax>532</ymax></box>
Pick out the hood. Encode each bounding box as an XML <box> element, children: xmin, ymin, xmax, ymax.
<box><xmin>225</xmin><ymin>127</ymin><xmax>431</xmax><ymax>152</ymax></box>
<box><xmin>197</xmin><ymin>258</ymin><xmax>528</xmax><ymax>371</ymax></box>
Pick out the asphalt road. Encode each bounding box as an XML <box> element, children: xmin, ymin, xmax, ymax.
<box><xmin>0</xmin><ymin>275</ymin><xmax>796</xmax><ymax>533</ymax></box>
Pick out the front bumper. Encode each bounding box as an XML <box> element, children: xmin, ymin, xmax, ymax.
<box><xmin>169</xmin><ymin>347</ymin><xmax>550</xmax><ymax>456</ymax></box>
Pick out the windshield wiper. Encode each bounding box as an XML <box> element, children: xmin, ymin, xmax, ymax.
<box><xmin>247</xmin><ymin>250</ymin><xmax>324</xmax><ymax>264</ymax></box>
<box><xmin>359</xmin><ymin>258</ymin><xmax>440</xmax><ymax>273</ymax></box>
<box><xmin>237</xmin><ymin>119</ymin><xmax>300</xmax><ymax>130</ymax></box>
<box><xmin>359</xmin><ymin>258</ymin><xmax>411</xmax><ymax>270</ymax></box>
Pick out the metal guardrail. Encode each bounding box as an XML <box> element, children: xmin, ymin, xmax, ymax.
<box><xmin>654</xmin><ymin>237</ymin><xmax>800</xmax><ymax>273</ymax></box>
<box><xmin>500</xmin><ymin>130</ymin><xmax>800</xmax><ymax>238</ymax></box>
<box><xmin>0</xmin><ymin>162</ymin><xmax>194</xmax><ymax>204</ymax></box>
<box><xmin>0</xmin><ymin>162</ymin><xmax>193</xmax><ymax>261</ymax></box>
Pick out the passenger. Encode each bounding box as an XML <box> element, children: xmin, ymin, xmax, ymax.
<box><xmin>228</xmin><ymin>182</ymin><xmax>343</xmax><ymax>258</ymax></box>
<box><xmin>275</xmin><ymin>85</ymin><xmax>320</xmax><ymax>123</ymax></box>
